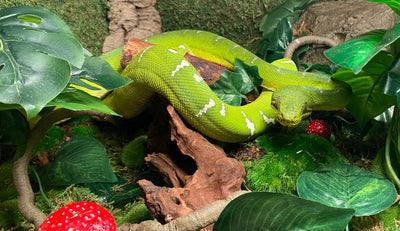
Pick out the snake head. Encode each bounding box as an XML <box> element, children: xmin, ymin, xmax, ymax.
<box><xmin>271</xmin><ymin>87</ymin><xmax>312</xmax><ymax>127</ymax></box>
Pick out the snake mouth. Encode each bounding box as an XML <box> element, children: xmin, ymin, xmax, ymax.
<box><xmin>272</xmin><ymin>96</ymin><xmax>312</xmax><ymax>127</ymax></box>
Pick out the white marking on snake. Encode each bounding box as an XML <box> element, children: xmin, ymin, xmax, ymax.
<box><xmin>178</xmin><ymin>45</ymin><xmax>186</xmax><ymax>50</ymax></box>
<box><xmin>220</xmin><ymin>103</ymin><xmax>226</xmax><ymax>116</ymax></box>
<box><xmin>259</xmin><ymin>111</ymin><xmax>275</xmax><ymax>124</ymax></box>
<box><xmin>215</xmin><ymin>36</ymin><xmax>223</xmax><ymax>42</ymax></box>
<box><xmin>241</xmin><ymin>111</ymin><xmax>255</xmax><ymax>135</ymax></box>
<box><xmin>168</xmin><ymin>48</ymin><xmax>178</xmax><ymax>54</ymax></box>
<box><xmin>281</xmin><ymin>60</ymin><xmax>295</xmax><ymax>65</ymax></box>
<box><xmin>233</xmin><ymin>44</ymin><xmax>240</xmax><ymax>49</ymax></box>
<box><xmin>138</xmin><ymin>46</ymin><xmax>153</xmax><ymax>62</ymax></box>
<box><xmin>196</xmin><ymin>30</ymin><xmax>203</xmax><ymax>34</ymax></box>
<box><xmin>193</xmin><ymin>73</ymin><xmax>203</xmax><ymax>82</ymax></box>
<box><xmin>196</xmin><ymin>98</ymin><xmax>215</xmax><ymax>117</ymax></box>
<box><xmin>171</xmin><ymin>59</ymin><xmax>190</xmax><ymax>77</ymax></box>
<box><xmin>251</xmin><ymin>57</ymin><xmax>258</xmax><ymax>64</ymax></box>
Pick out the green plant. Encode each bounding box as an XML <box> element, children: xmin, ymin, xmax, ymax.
<box><xmin>324</xmin><ymin>0</ymin><xmax>400</xmax><ymax>188</ymax></box>
<box><xmin>121</xmin><ymin>135</ymin><xmax>148</xmax><ymax>169</ymax></box>
<box><xmin>244</xmin><ymin>133</ymin><xmax>345</xmax><ymax>193</ymax></box>
<box><xmin>0</xmin><ymin>6</ymin><xmax>129</xmax><ymax>228</ymax></box>
<box><xmin>215</xmin><ymin>162</ymin><xmax>397</xmax><ymax>231</ymax></box>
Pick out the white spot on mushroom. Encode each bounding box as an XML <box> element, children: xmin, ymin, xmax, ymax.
<box><xmin>241</xmin><ymin>111</ymin><xmax>255</xmax><ymax>135</ymax></box>
<box><xmin>172</xmin><ymin>59</ymin><xmax>190</xmax><ymax>77</ymax></box>
<box><xmin>196</xmin><ymin>98</ymin><xmax>215</xmax><ymax>117</ymax></box>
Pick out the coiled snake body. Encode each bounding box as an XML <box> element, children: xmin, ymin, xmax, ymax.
<box><xmin>101</xmin><ymin>30</ymin><xmax>351</xmax><ymax>142</ymax></box>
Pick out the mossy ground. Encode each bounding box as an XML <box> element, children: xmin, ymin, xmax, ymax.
<box><xmin>155</xmin><ymin>0</ymin><xmax>285</xmax><ymax>52</ymax></box>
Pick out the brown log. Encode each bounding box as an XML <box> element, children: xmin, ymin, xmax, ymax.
<box><xmin>138</xmin><ymin>105</ymin><xmax>245</xmax><ymax>230</ymax></box>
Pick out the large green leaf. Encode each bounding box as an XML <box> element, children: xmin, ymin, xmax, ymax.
<box><xmin>381</xmin><ymin>51</ymin><xmax>400</xmax><ymax>97</ymax></box>
<box><xmin>259</xmin><ymin>0</ymin><xmax>309</xmax><ymax>38</ymax></box>
<box><xmin>259</xmin><ymin>18</ymin><xmax>293</xmax><ymax>63</ymax></box>
<box><xmin>366</xmin><ymin>0</ymin><xmax>400</xmax><ymax>14</ymax></box>
<box><xmin>325</xmin><ymin>25</ymin><xmax>400</xmax><ymax>74</ymax></box>
<box><xmin>38</xmin><ymin>137</ymin><xmax>117</xmax><ymax>185</ymax></box>
<box><xmin>70</xmin><ymin>57</ymin><xmax>131</xmax><ymax>94</ymax></box>
<box><xmin>213</xmin><ymin>192</ymin><xmax>355</xmax><ymax>231</ymax></box>
<box><xmin>47</xmin><ymin>89</ymin><xmax>118</xmax><ymax>115</ymax></box>
<box><xmin>0</xmin><ymin>110</ymin><xmax>29</xmax><ymax>159</ymax></box>
<box><xmin>297</xmin><ymin>162</ymin><xmax>398</xmax><ymax>216</ymax></box>
<box><xmin>332</xmin><ymin>52</ymin><xmax>396</xmax><ymax>128</ymax></box>
<box><xmin>210</xmin><ymin>59</ymin><xmax>262</xmax><ymax>106</ymax></box>
<box><xmin>85</xmin><ymin>174</ymin><xmax>142</xmax><ymax>208</ymax></box>
<box><xmin>0</xmin><ymin>6</ymin><xmax>84</xmax><ymax>118</ymax></box>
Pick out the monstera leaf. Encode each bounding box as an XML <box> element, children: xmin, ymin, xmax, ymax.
<box><xmin>0</xmin><ymin>6</ymin><xmax>84</xmax><ymax>118</ymax></box>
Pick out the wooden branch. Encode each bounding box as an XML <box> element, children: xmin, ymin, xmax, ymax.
<box><xmin>138</xmin><ymin>105</ymin><xmax>246</xmax><ymax>230</ymax></box>
<box><xmin>13</xmin><ymin>109</ymin><xmax>114</xmax><ymax>229</ymax></box>
<box><xmin>284</xmin><ymin>35</ymin><xmax>338</xmax><ymax>59</ymax></box>
<box><xmin>117</xmin><ymin>190</ymin><xmax>250</xmax><ymax>231</ymax></box>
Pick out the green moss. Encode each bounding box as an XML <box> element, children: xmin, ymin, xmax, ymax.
<box><xmin>0</xmin><ymin>161</ymin><xmax>17</xmax><ymax>201</ymax></box>
<box><xmin>71</xmin><ymin>125</ymin><xmax>99</xmax><ymax>138</ymax></box>
<box><xmin>156</xmin><ymin>0</ymin><xmax>285</xmax><ymax>52</ymax></box>
<box><xmin>115</xmin><ymin>202</ymin><xmax>154</xmax><ymax>226</ymax></box>
<box><xmin>0</xmin><ymin>1</ymin><xmax>109</xmax><ymax>56</ymax></box>
<box><xmin>244</xmin><ymin>134</ymin><xmax>346</xmax><ymax>193</ymax></box>
<box><xmin>0</xmin><ymin>199</ymin><xmax>29</xmax><ymax>230</ymax></box>
<box><xmin>379</xmin><ymin>205</ymin><xmax>400</xmax><ymax>231</ymax></box>
<box><xmin>34</xmin><ymin>126</ymin><xmax>65</xmax><ymax>154</ymax></box>
<box><xmin>121</xmin><ymin>135</ymin><xmax>148</xmax><ymax>169</ymax></box>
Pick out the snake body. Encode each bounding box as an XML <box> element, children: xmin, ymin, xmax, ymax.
<box><xmin>102</xmin><ymin>30</ymin><xmax>351</xmax><ymax>142</ymax></box>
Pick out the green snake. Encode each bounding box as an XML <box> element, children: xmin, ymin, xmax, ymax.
<box><xmin>100</xmin><ymin>30</ymin><xmax>351</xmax><ymax>143</ymax></box>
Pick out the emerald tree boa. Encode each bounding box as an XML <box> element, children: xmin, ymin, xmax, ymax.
<box><xmin>101</xmin><ymin>30</ymin><xmax>351</xmax><ymax>142</ymax></box>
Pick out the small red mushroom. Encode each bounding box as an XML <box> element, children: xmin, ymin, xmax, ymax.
<box><xmin>38</xmin><ymin>201</ymin><xmax>116</xmax><ymax>231</ymax></box>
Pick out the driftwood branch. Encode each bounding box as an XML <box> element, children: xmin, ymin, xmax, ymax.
<box><xmin>136</xmin><ymin>105</ymin><xmax>245</xmax><ymax>230</ymax></box>
<box><xmin>117</xmin><ymin>190</ymin><xmax>249</xmax><ymax>231</ymax></box>
<box><xmin>284</xmin><ymin>35</ymin><xmax>338</xmax><ymax>59</ymax></box>
<box><xmin>13</xmin><ymin>109</ymin><xmax>114</xmax><ymax>229</ymax></box>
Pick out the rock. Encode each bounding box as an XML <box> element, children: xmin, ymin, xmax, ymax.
<box><xmin>294</xmin><ymin>0</ymin><xmax>396</xmax><ymax>42</ymax></box>
<box><xmin>293</xmin><ymin>0</ymin><xmax>397</xmax><ymax>65</ymax></box>
<box><xmin>102</xmin><ymin>0</ymin><xmax>162</xmax><ymax>54</ymax></box>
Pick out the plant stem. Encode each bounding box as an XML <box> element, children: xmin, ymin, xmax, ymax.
<box><xmin>385</xmin><ymin>103</ymin><xmax>400</xmax><ymax>189</ymax></box>
<box><xmin>30</xmin><ymin>166</ymin><xmax>55</xmax><ymax>208</ymax></box>
<box><xmin>13</xmin><ymin>109</ymin><xmax>113</xmax><ymax>229</ymax></box>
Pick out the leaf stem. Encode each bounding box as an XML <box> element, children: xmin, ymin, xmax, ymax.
<box><xmin>30</xmin><ymin>166</ymin><xmax>55</xmax><ymax>208</ymax></box>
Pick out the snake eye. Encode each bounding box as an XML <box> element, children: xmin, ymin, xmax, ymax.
<box><xmin>303</xmin><ymin>102</ymin><xmax>308</xmax><ymax>113</ymax></box>
<box><xmin>272</xmin><ymin>96</ymin><xmax>280</xmax><ymax>110</ymax></box>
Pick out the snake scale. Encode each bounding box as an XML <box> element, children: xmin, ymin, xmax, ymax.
<box><xmin>101</xmin><ymin>30</ymin><xmax>352</xmax><ymax>142</ymax></box>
